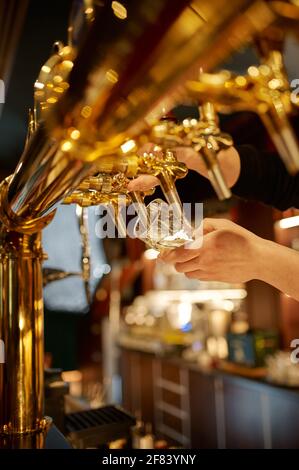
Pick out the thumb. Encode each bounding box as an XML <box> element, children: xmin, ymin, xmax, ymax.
<box><xmin>202</xmin><ymin>217</ymin><xmax>234</xmax><ymax>233</ymax></box>
<box><xmin>127</xmin><ymin>175</ymin><xmax>159</xmax><ymax>192</ymax></box>
<box><xmin>202</xmin><ymin>218</ymin><xmax>219</xmax><ymax>235</ymax></box>
<box><xmin>186</xmin><ymin>218</ymin><xmax>228</xmax><ymax>250</ymax></box>
<box><xmin>183</xmin><ymin>218</ymin><xmax>216</xmax><ymax>250</ymax></box>
<box><xmin>193</xmin><ymin>218</ymin><xmax>218</xmax><ymax>238</ymax></box>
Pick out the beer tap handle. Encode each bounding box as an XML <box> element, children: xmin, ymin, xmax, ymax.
<box><xmin>200</xmin><ymin>144</ymin><xmax>232</xmax><ymax>200</ymax></box>
<box><xmin>195</xmin><ymin>102</ymin><xmax>232</xmax><ymax>200</ymax></box>
<box><xmin>158</xmin><ymin>167</ymin><xmax>183</xmax><ymax>217</ymax></box>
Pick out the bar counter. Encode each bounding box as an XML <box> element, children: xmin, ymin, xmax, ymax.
<box><xmin>119</xmin><ymin>341</ymin><xmax>299</xmax><ymax>449</ymax></box>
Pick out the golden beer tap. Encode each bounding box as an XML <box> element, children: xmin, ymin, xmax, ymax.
<box><xmin>64</xmin><ymin>143</ymin><xmax>188</xmax><ymax>246</ymax></box>
<box><xmin>148</xmin><ymin>109</ymin><xmax>232</xmax><ymax>200</ymax></box>
<box><xmin>186</xmin><ymin>49</ymin><xmax>299</xmax><ymax>173</ymax></box>
<box><xmin>138</xmin><ymin>146</ymin><xmax>187</xmax><ymax>212</ymax></box>
<box><xmin>186</xmin><ymin>103</ymin><xmax>232</xmax><ymax>200</ymax></box>
<box><xmin>63</xmin><ymin>172</ymin><xmax>131</xmax><ymax>207</ymax></box>
<box><xmin>65</xmin><ymin>172</ymin><xmax>131</xmax><ymax>238</ymax></box>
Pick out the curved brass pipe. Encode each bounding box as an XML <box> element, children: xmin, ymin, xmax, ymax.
<box><xmin>186</xmin><ymin>49</ymin><xmax>299</xmax><ymax>173</ymax></box>
<box><xmin>0</xmin><ymin>0</ymin><xmax>275</xmax><ymax>233</ymax></box>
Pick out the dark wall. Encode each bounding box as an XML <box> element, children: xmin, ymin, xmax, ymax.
<box><xmin>0</xmin><ymin>0</ymin><xmax>72</xmax><ymax>174</ymax></box>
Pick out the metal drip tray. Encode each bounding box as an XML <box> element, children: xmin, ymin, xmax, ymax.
<box><xmin>65</xmin><ymin>405</ymin><xmax>136</xmax><ymax>448</ymax></box>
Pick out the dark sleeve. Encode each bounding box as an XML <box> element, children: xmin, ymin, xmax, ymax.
<box><xmin>231</xmin><ymin>144</ymin><xmax>299</xmax><ymax>211</ymax></box>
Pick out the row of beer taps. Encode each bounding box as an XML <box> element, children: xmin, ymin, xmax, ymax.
<box><xmin>35</xmin><ymin>34</ymin><xmax>299</xmax><ymax>299</ymax></box>
<box><xmin>61</xmin><ymin>48</ymin><xmax>299</xmax><ymax>212</ymax></box>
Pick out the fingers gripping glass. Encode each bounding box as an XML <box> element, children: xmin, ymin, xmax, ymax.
<box><xmin>133</xmin><ymin>198</ymin><xmax>194</xmax><ymax>250</ymax></box>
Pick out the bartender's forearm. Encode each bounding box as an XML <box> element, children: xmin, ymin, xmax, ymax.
<box><xmin>258</xmin><ymin>238</ymin><xmax>299</xmax><ymax>301</ymax></box>
<box><xmin>173</xmin><ymin>144</ymin><xmax>299</xmax><ymax>211</ymax></box>
<box><xmin>129</xmin><ymin>143</ymin><xmax>299</xmax><ymax>211</ymax></box>
<box><xmin>232</xmin><ymin>145</ymin><xmax>299</xmax><ymax>211</ymax></box>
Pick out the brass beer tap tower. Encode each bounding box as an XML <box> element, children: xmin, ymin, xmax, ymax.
<box><xmin>187</xmin><ymin>48</ymin><xmax>299</xmax><ymax>173</ymax></box>
<box><xmin>149</xmin><ymin>106</ymin><xmax>233</xmax><ymax>200</ymax></box>
<box><xmin>0</xmin><ymin>0</ymin><xmax>298</xmax><ymax>448</ymax></box>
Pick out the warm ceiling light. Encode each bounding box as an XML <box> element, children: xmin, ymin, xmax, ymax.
<box><xmin>70</xmin><ymin>129</ymin><xmax>80</xmax><ymax>140</ymax></box>
<box><xmin>34</xmin><ymin>81</ymin><xmax>44</xmax><ymax>90</ymax></box>
<box><xmin>105</xmin><ymin>68</ymin><xmax>119</xmax><ymax>84</ymax></box>
<box><xmin>81</xmin><ymin>106</ymin><xmax>92</xmax><ymax>118</ymax></box>
<box><xmin>41</xmin><ymin>65</ymin><xmax>51</xmax><ymax>73</ymax></box>
<box><xmin>121</xmin><ymin>139</ymin><xmax>136</xmax><ymax>154</ymax></box>
<box><xmin>61</xmin><ymin>140</ymin><xmax>72</xmax><ymax>152</ymax></box>
<box><xmin>112</xmin><ymin>1</ymin><xmax>127</xmax><ymax>20</ymax></box>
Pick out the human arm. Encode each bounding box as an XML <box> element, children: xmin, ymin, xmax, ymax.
<box><xmin>128</xmin><ymin>143</ymin><xmax>299</xmax><ymax>211</ymax></box>
<box><xmin>159</xmin><ymin>218</ymin><xmax>299</xmax><ymax>301</ymax></box>
<box><xmin>127</xmin><ymin>143</ymin><xmax>240</xmax><ymax>192</ymax></box>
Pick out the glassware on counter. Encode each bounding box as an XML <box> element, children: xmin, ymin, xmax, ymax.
<box><xmin>266</xmin><ymin>351</ymin><xmax>299</xmax><ymax>387</ymax></box>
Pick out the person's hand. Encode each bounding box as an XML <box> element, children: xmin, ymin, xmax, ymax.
<box><xmin>159</xmin><ymin>218</ymin><xmax>266</xmax><ymax>283</ymax></box>
<box><xmin>127</xmin><ymin>143</ymin><xmax>162</xmax><ymax>192</ymax></box>
<box><xmin>127</xmin><ymin>143</ymin><xmax>241</xmax><ymax>192</ymax></box>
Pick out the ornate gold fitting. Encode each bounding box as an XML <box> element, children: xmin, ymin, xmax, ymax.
<box><xmin>185</xmin><ymin>102</ymin><xmax>232</xmax><ymax>200</ymax></box>
<box><xmin>0</xmin><ymin>418</ymin><xmax>52</xmax><ymax>450</ymax></box>
<box><xmin>63</xmin><ymin>172</ymin><xmax>131</xmax><ymax>207</ymax></box>
<box><xmin>140</xmin><ymin>148</ymin><xmax>188</xmax><ymax>181</ymax></box>
<box><xmin>0</xmin><ymin>230</ymin><xmax>45</xmax><ymax>261</ymax></box>
<box><xmin>187</xmin><ymin>49</ymin><xmax>299</xmax><ymax>174</ymax></box>
<box><xmin>0</xmin><ymin>416</ymin><xmax>51</xmax><ymax>437</ymax></box>
<box><xmin>136</xmin><ymin>141</ymin><xmax>188</xmax><ymax>215</ymax></box>
<box><xmin>34</xmin><ymin>41</ymin><xmax>76</xmax><ymax>121</ymax></box>
<box><xmin>149</xmin><ymin>107</ymin><xmax>232</xmax><ymax>200</ymax></box>
<box><xmin>0</xmin><ymin>179</ymin><xmax>55</xmax><ymax>235</ymax></box>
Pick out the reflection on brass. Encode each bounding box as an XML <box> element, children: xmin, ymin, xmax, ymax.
<box><xmin>77</xmin><ymin>206</ymin><xmax>91</xmax><ymax>304</ymax></box>
<box><xmin>63</xmin><ymin>147</ymin><xmax>186</xmax><ymax>248</ymax></box>
<box><xmin>187</xmin><ymin>50</ymin><xmax>299</xmax><ymax>173</ymax></box>
<box><xmin>65</xmin><ymin>146</ymin><xmax>187</xmax><ymax>215</ymax></box>
<box><xmin>63</xmin><ymin>172</ymin><xmax>131</xmax><ymax>207</ymax></box>
<box><xmin>0</xmin><ymin>228</ymin><xmax>45</xmax><ymax>434</ymax></box>
<box><xmin>43</xmin><ymin>268</ymin><xmax>80</xmax><ymax>285</ymax></box>
<box><xmin>188</xmin><ymin>103</ymin><xmax>232</xmax><ymax>200</ymax></box>
<box><xmin>0</xmin><ymin>417</ymin><xmax>52</xmax><ymax>449</ymax></box>
<box><xmin>0</xmin><ymin>0</ymin><xmax>275</xmax><ymax>230</ymax></box>
<box><xmin>149</xmin><ymin>106</ymin><xmax>232</xmax><ymax>200</ymax></box>
<box><xmin>1</xmin><ymin>0</ymin><xmax>298</xmax><ymax>448</ymax></box>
